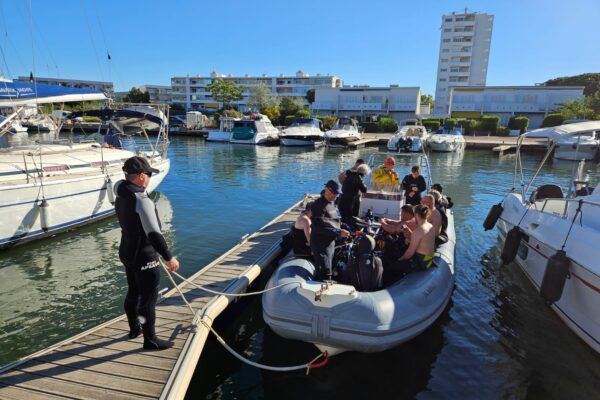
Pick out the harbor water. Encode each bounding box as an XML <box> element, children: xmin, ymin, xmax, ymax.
<box><xmin>1</xmin><ymin>136</ymin><xmax>599</xmax><ymax>399</ymax></box>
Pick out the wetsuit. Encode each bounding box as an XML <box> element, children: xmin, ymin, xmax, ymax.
<box><xmin>401</xmin><ymin>174</ymin><xmax>427</xmax><ymax>206</ymax></box>
<box><xmin>310</xmin><ymin>193</ymin><xmax>342</xmax><ymax>280</ymax></box>
<box><xmin>292</xmin><ymin>227</ymin><xmax>311</xmax><ymax>256</ymax></box>
<box><xmin>338</xmin><ymin>171</ymin><xmax>367</xmax><ymax>224</ymax></box>
<box><xmin>114</xmin><ymin>180</ymin><xmax>172</xmax><ymax>349</ymax></box>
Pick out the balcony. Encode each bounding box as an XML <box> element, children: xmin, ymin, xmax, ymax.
<box><xmin>312</xmin><ymin>102</ymin><xmax>333</xmax><ymax>110</ymax></box>
<box><xmin>341</xmin><ymin>102</ymin><xmax>384</xmax><ymax>111</ymax></box>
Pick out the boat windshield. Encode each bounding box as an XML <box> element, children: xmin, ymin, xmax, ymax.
<box><xmin>364</xmin><ymin>152</ymin><xmax>432</xmax><ymax>193</ymax></box>
<box><xmin>292</xmin><ymin>118</ymin><xmax>320</xmax><ymax>128</ymax></box>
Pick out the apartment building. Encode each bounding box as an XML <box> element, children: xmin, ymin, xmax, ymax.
<box><xmin>16</xmin><ymin>76</ymin><xmax>113</xmax><ymax>96</ymax></box>
<box><xmin>448</xmin><ymin>86</ymin><xmax>585</xmax><ymax>129</ymax></box>
<box><xmin>313</xmin><ymin>86</ymin><xmax>422</xmax><ymax>122</ymax></box>
<box><xmin>434</xmin><ymin>10</ymin><xmax>494</xmax><ymax>116</ymax></box>
<box><xmin>171</xmin><ymin>71</ymin><xmax>343</xmax><ymax>112</ymax></box>
<box><xmin>138</xmin><ymin>85</ymin><xmax>172</xmax><ymax>104</ymax></box>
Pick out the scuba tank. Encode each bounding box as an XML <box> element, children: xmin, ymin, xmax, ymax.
<box><xmin>540</xmin><ymin>250</ymin><xmax>571</xmax><ymax>305</ymax></box>
<box><xmin>501</xmin><ymin>226</ymin><xmax>522</xmax><ymax>264</ymax></box>
<box><xmin>483</xmin><ymin>202</ymin><xmax>503</xmax><ymax>231</ymax></box>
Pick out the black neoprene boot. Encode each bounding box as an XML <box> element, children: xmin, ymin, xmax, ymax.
<box><xmin>142</xmin><ymin>324</ymin><xmax>173</xmax><ymax>350</ymax></box>
<box><xmin>128</xmin><ymin>319</ymin><xmax>142</xmax><ymax>339</ymax></box>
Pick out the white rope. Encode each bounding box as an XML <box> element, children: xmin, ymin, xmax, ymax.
<box><xmin>158</xmin><ymin>261</ymin><xmax>327</xmax><ymax>373</ymax></box>
<box><xmin>160</xmin><ymin>260</ymin><xmax>300</xmax><ymax>297</ymax></box>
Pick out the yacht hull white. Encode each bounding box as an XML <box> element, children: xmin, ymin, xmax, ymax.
<box><xmin>497</xmin><ymin>192</ymin><xmax>600</xmax><ymax>353</ymax></box>
<box><xmin>280</xmin><ymin>137</ymin><xmax>324</xmax><ymax>147</ymax></box>
<box><xmin>0</xmin><ymin>145</ymin><xmax>169</xmax><ymax>248</ymax></box>
<box><xmin>429</xmin><ymin>137</ymin><xmax>465</xmax><ymax>152</ymax></box>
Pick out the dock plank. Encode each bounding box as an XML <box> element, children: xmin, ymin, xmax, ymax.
<box><xmin>0</xmin><ymin>199</ymin><xmax>302</xmax><ymax>399</ymax></box>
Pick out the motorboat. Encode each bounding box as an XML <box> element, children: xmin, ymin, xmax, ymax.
<box><xmin>387</xmin><ymin>124</ymin><xmax>429</xmax><ymax>152</ymax></box>
<box><xmin>528</xmin><ymin>121</ymin><xmax>600</xmax><ymax>161</ymax></box>
<box><xmin>229</xmin><ymin>114</ymin><xmax>279</xmax><ymax>145</ymax></box>
<box><xmin>428</xmin><ymin>124</ymin><xmax>466</xmax><ymax>153</ymax></box>
<box><xmin>263</xmin><ymin>152</ymin><xmax>456</xmax><ymax>355</ymax></box>
<box><xmin>324</xmin><ymin>117</ymin><xmax>362</xmax><ymax>147</ymax></box>
<box><xmin>279</xmin><ymin>118</ymin><xmax>325</xmax><ymax>147</ymax></box>
<box><xmin>0</xmin><ymin>81</ymin><xmax>171</xmax><ymax>249</ymax></box>
<box><xmin>22</xmin><ymin>114</ymin><xmax>57</xmax><ymax>133</ymax></box>
<box><xmin>485</xmin><ymin>134</ymin><xmax>600</xmax><ymax>353</ymax></box>
<box><xmin>206</xmin><ymin>117</ymin><xmax>236</xmax><ymax>142</ymax></box>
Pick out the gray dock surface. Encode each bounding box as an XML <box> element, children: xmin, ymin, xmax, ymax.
<box><xmin>0</xmin><ymin>200</ymin><xmax>303</xmax><ymax>400</ymax></box>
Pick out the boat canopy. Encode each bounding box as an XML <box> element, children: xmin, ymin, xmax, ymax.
<box><xmin>0</xmin><ymin>81</ymin><xmax>106</xmax><ymax>106</ymax></box>
<box><xmin>293</xmin><ymin>118</ymin><xmax>321</xmax><ymax>127</ymax></box>
<box><xmin>69</xmin><ymin>108</ymin><xmax>165</xmax><ymax>127</ymax></box>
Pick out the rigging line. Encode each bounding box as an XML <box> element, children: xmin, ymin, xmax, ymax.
<box><xmin>91</xmin><ymin>0</ymin><xmax>111</xmax><ymax>82</ymax></box>
<box><xmin>80</xmin><ymin>0</ymin><xmax>104</xmax><ymax>82</ymax></box>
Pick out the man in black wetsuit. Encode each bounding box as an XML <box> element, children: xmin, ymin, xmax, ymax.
<box><xmin>401</xmin><ymin>165</ymin><xmax>427</xmax><ymax>206</ymax></box>
<box><xmin>115</xmin><ymin>156</ymin><xmax>180</xmax><ymax>350</ymax></box>
<box><xmin>338</xmin><ymin>164</ymin><xmax>370</xmax><ymax>224</ymax></box>
<box><xmin>310</xmin><ymin>180</ymin><xmax>350</xmax><ymax>281</ymax></box>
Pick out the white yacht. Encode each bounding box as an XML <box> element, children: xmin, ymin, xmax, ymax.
<box><xmin>428</xmin><ymin>125</ymin><xmax>466</xmax><ymax>153</ymax></box>
<box><xmin>387</xmin><ymin>124</ymin><xmax>429</xmax><ymax>152</ymax></box>
<box><xmin>324</xmin><ymin>117</ymin><xmax>362</xmax><ymax>146</ymax></box>
<box><xmin>549</xmin><ymin>121</ymin><xmax>599</xmax><ymax>161</ymax></box>
<box><xmin>229</xmin><ymin>114</ymin><xmax>279</xmax><ymax>145</ymax></box>
<box><xmin>485</xmin><ymin>135</ymin><xmax>600</xmax><ymax>353</ymax></box>
<box><xmin>206</xmin><ymin>117</ymin><xmax>236</xmax><ymax>142</ymax></box>
<box><xmin>279</xmin><ymin>118</ymin><xmax>325</xmax><ymax>147</ymax></box>
<box><xmin>0</xmin><ymin>81</ymin><xmax>170</xmax><ymax>249</ymax></box>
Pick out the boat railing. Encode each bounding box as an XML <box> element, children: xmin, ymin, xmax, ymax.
<box><xmin>536</xmin><ymin>196</ymin><xmax>600</xmax><ymax>218</ymax></box>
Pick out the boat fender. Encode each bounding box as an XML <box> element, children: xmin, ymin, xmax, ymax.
<box><xmin>483</xmin><ymin>203</ymin><xmax>503</xmax><ymax>231</ymax></box>
<box><xmin>39</xmin><ymin>199</ymin><xmax>51</xmax><ymax>232</ymax></box>
<box><xmin>106</xmin><ymin>177</ymin><xmax>116</xmax><ymax>204</ymax></box>
<box><xmin>501</xmin><ymin>226</ymin><xmax>522</xmax><ymax>264</ymax></box>
<box><xmin>540</xmin><ymin>250</ymin><xmax>571</xmax><ymax>305</ymax></box>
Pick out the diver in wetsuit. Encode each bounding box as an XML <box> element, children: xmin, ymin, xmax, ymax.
<box><xmin>338</xmin><ymin>164</ymin><xmax>371</xmax><ymax>225</ymax></box>
<box><xmin>310</xmin><ymin>180</ymin><xmax>349</xmax><ymax>280</ymax></box>
<box><xmin>115</xmin><ymin>156</ymin><xmax>180</xmax><ymax>350</ymax></box>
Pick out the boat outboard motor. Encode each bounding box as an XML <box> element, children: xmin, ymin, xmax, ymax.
<box><xmin>348</xmin><ymin>234</ymin><xmax>383</xmax><ymax>292</ymax></box>
<box><xmin>540</xmin><ymin>250</ymin><xmax>571</xmax><ymax>305</ymax></box>
<box><xmin>483</xmin><ymin>202</ymin><xmax>503</xmax><ymax>231</ymax></box>
<box><xmin>501</xmin><ymin>226</ymin><xmax>522</xmax><ymax>264</ymax></box>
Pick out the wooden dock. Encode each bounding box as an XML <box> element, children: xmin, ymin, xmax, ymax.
<box><xmin>0</xmin><ymin>200</ymin><xmax>304</xmax><ymax>400</ymax></box>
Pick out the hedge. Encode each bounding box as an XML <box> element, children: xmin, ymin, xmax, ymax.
<box><xmin>541</xmin><ymin>113</ymin><xmax>564</xmax><ymax>128</ymax></box>
<box><xmin>508</xmin><ymin>116</ymin><xmax>529</xmax><ymax>133</ymax></box>
<box><xmin>379</xmin><ymin>117</ymin><xmax>398</xmax><ymax>133</ymax></box>
<box><xmin>497</xmin><ymin>126</ymin><xmax>511</xmax><ymax>136</ymax></box>
<box><xmin>444</xmin><ymin>118</ymin><xmax>457</xmax><ymax>127</ymax></box>
<box><xmin>284</xmin><ymin>115</ymin><xmax>296</xmax><ymax>126</ymax></box>
<box><xmin>459</xmin><ymin>119</ymin><xmax>480</xmax><ymax>135</ymax></box>
<box><xmin>422</xmin><ymin>120</ymin><xmax>440</xmax><ymax>132</ymax></box>
<box><xmin>363</xmin><ymin>122</ymin><xmax>382</xmax><ymax>133</ymax></box>
<box><xmin>479</xmin><ymin>116</ymin><xmax>500</xmax><ymax>135</ymax></box>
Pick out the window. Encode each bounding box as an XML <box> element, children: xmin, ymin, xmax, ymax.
<box><xmin>439</xmin><ymin>78</ymin><xmax>447</xmax><ymax>82</ymax></box>
<box><xmin>442</xmin><ymin>48</ymin><xmax>450</xmax><ymax>53</ymax></box>
<box><xmin>441</xmin><ymin>58</ymin><xmax>448</xmax><ymax>62</ymax></box>
<box><xmin>440</xmin><ymin>68</ymin><xmax>447</xmax><ymax>72</ymax></box>
<box><xmin>443</xmin><ymin>39</ymin><xmax>451</xmax><ymax>43</ymax></box>
<box><xmin>444</xmin><ymin>28</ymin><xmax>451</xmax><ymax>32</ymax></box>
<box><xmin>445</xmin><ymin>18</ymin><xmax>452</xmax><ymax>22</ymax></box>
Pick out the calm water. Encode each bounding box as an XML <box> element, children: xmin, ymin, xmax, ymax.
<box><xmin>1</xmin><ymin>137</ymin><xmax>599</xmax><ymax>399</ymax></box>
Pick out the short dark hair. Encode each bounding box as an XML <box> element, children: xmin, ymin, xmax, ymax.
<box><xmin>356</xmin><ymin>159</ymin><xmax>365</xmax><ymax>165</ymax></box>
<box><xmin>401</xmin><ymin>204</ymin><xmax>415</xmax><ymax>216</ymax></box>
<box><xmin>411</xmin><ymin>165</ymin><xmax>420</xmax><ymax>173</ymax></box>
<box><xmin>432</xmin><ymin>183</ymin><xmax>443</xmax><ymax>193</ymax></box>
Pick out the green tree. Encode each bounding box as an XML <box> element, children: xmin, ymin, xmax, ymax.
<box><xmin>305</xmin><ymin>89</ymin><xmax>315</xmax><ymax>104</ymax></box>
<box><xmin>557</xmin><ymin>99</ymin><xmax>595</xmax><ymax>120</ymax></box>
<box><xmin>247</xmin><ymin>82</ymin><xmax>279</xmax><ymax>112</ymax></box>
<box><xmin>586</xmin><ymin>90</ymin><xmax>600</xmax><ymax>117</ymax></box>
<box><xmin>296</xmin><ymin>108</ymin><xmax>311</xmax><ymax>118</ymax></box>
<box><xmin>206</xmin><ymin>79</ymin><xmax>243</xmax><ymax>110</ymax></box>
<box><xmin>278</xmin><ymin>97</ymin><xmax>301</xmax><ymax>119</ymax></box>
<box><xmin>261</xmin><ymin>106</ymin><xmax>280</xmax><ymax>123</ymax></box>
<box><xmin>544</xmin><ymin>73</ymin><xmax>600</xmax><ymax>97</ymax></box>
<box><xmin>420</xmin><ymin>94</ymin><xmax>435</xmax><ymax>110</ymax></box>
<box><xmin>123</xmin><ymin>87</ymin><xmax>150</xmax><ymax>103</ymax></box>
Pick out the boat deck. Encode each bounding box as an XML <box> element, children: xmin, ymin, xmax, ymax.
<box><xmin>0</xmin><ymin>199</ymin><xmax>303</xmax><ymax>399</ymax></box>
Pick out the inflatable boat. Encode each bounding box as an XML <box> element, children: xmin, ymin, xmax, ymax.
<box><xmin>262</xmin><ymin>211</ymin><xmax>456</xmax><ymax>355</ymax></box>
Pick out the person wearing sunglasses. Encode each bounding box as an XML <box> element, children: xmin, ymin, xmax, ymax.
<box><xmin>114</xmin><ymin>156</ymin><xmax>180</xmax><ymax>350</ymax></box>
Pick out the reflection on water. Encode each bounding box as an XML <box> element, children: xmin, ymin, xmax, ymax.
<box><xmin>1</xmin><ymin>138</ymin><xmax>599</xmax><ymax>398</ymax></box>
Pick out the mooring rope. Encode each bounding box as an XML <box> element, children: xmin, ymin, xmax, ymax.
<box><xmin>158</xmin><ymin>261</ymin><xmax>328</xmax><ymax>373</ymax></box>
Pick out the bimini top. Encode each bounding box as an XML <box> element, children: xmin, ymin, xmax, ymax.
<box><xmin>525</xmin><ymin>121</ymin><xmax>600</xmax><ymax>139</ymax></box>
<box><xmin>435</xmin><ymin>125</ymin><xmax>463</xmax><ymax>135</ymax></box>
<box><xmin>292</xmin><ymin>118</ymin><xmax>321</xmax><ymax>127</ymax></box>
<box><xmin>69</xmin><ymin>108</ymin><xmax>165</xmax><ymax>127</ymax></box>
<box><xmin>0</xmin><ymin>81</ymin><xmax>106</xmax><ymax>106</ymax></box>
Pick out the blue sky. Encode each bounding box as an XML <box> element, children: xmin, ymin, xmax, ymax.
<box><xmin>0</xmin><ymin>0</ymin><xmax>597</xmax><ymax>93</ymax></box>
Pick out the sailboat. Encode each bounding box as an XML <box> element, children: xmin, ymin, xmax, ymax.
<box><xmin>0</xmin><ymin>80</ymin><xmax>171</xmax><ymax>249</ymax></box>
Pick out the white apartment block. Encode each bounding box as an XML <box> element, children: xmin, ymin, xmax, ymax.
<box><xmin>449</xmin><ymin>86</ymin><xmax>585</xmax><ymax>129</ymax></box>
<box><xmin>138</xmin><ymin>85</ymin><xmax>172</xmax><ymax>104</ymax></box>
<box><xmin>434</xmin><ymin>10</ymin><xmax>493</xmax><ymax>116</ymax></box>
<box><xmin>313</xmin><ymin>86</ymin><xmax>422</xmax><ymax>122</ymax></box>
<box><xmin>171</xmin><ymin>71</ymin><xmax>343</xmax><ymax>112</ymax></box>
<box><xmin>16</xmin><ymin>76</ymin><xmax>114</xmax><ymax>96</ymax></box>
